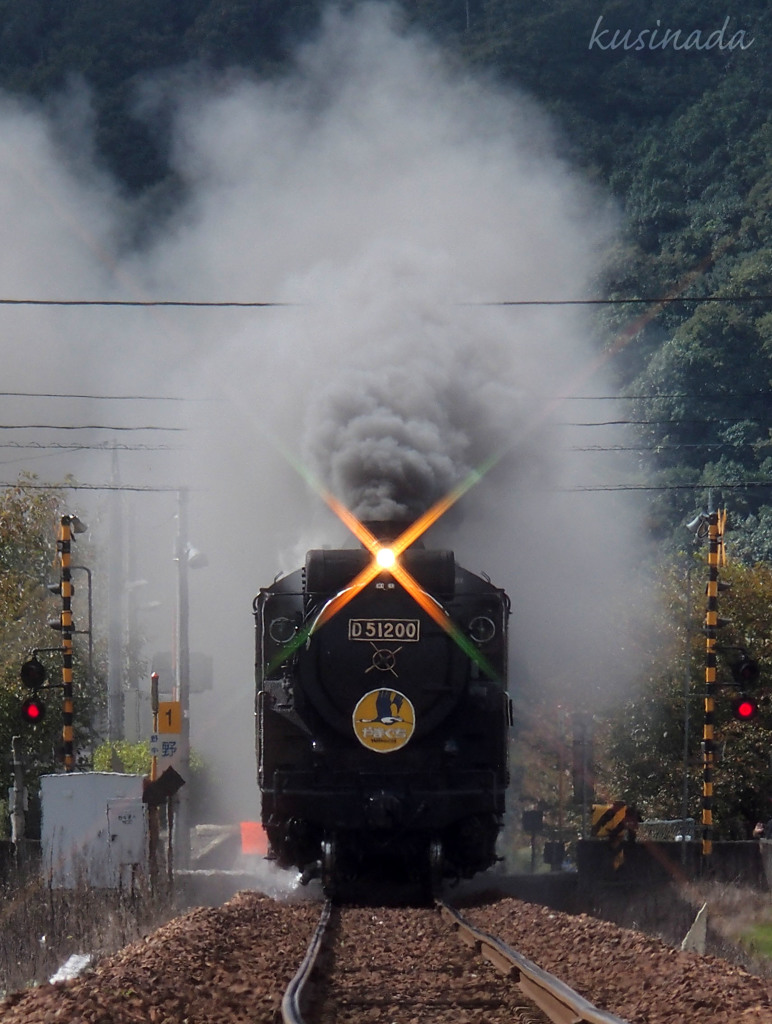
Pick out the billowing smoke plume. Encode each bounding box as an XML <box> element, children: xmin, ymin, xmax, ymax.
<box><xmin>305</xmin><ymin>334</ymin><xmax>535</xmax><ymax>523</ymax></box>
<box><xmin>0</xmin><ymin>4</ymin><xmax>650</xmax><ymax>821</ymax></box>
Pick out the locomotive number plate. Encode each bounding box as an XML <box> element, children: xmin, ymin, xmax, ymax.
<box><xmin>348</xmin><ymin>618</ymin><xmax>420</xmax><ymax>641</ymax></box>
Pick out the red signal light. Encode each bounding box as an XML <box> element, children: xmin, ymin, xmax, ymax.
<box><xmin>731</xmin><ymin>696</ymin><xmax>758</xmax><ymax>721</ymax></box>
<box><xmin>21</xmin><ymin>696</ymin><xmax>46</xmax><ymax>724</ymax></box>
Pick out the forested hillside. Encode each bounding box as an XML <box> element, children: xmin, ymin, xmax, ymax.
<box><xmin>1</xmin><ymin>0</ymin><xmax>769</xmax><ymax>552</ymax></box>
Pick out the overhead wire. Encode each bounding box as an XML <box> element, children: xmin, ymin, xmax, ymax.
<box><xmin>0</xmin><ymin>390</ymin><xmax>199</xmax><ymax>401</ymax></box>
<box><xmin>2</xmin><ymin>389</ymin><xmax>771</xmax><ymax>403</ymax></box>
<box><xmin>0</xmin><ymin>302</ymin><xmax>766</xmax><ymax>492</ymax></box>
<box><xmin>0</xmin><ymin>294</ymin><xmax>772</xmax><ymax>307</ymax></box>
<box><xmin>0</xmin><ymin>442</ymin><xmax>180</xmax><ymax>450</ymax></box>
<box><xmin>0</xmin><ymin>424</ymin><xmax>184</xmax><ymax>431</ymax></box>
<box><xmin>0</xmin><ymin>479</ymin><xmax>768</xmax><ymax>494</ymax></box>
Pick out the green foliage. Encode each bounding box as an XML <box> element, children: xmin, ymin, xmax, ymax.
<box><xmin>598</xmin><ymin>556</ymin><xmax>772</xmax><ymax>836</ymax></box>
<box><xmin>0</xmin><ymin>478</ymin><xmax>106</xmax><ymax>813</ymax></box>
<box><xmin>93</xmin><ymin>739</ymin><xmax>151</xmax><ymax>775</ymax></box>
<box><xmin>742</xmin><ymin>922</ymin><xmax>772</xmax><ymax>959</ymax></box>
<box><xmin>92</xmin><ymin>739</ymin><xmax>207</xmax><ymax>782</ymax></box>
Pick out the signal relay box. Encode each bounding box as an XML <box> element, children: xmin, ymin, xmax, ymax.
<box><xmin>40</xmin><ymin>772</ymin><xmax>147</xmax><ymax>889</ymax></box>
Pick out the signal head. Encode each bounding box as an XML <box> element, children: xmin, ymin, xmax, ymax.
<box><xmin>68</xmin><ymin>514</ymin><xmax>88</xmax><ymax>535</ymax></box>
<box><xmin>733</xmin><ymin>654</ymin><xmax>760</xmax><ymax>687</ymax></box>
<box><xmin>21</xmin><ymin>695</ymin><xmax>46</xmax><ymax>724</ymax></box>
<box><xmin>20</xmin><ymin>657</ymin><xmax>47</xmax><ymax>689</ymax></box>
<box><xmin>731</xmin><ymin>695</ymin><xmax>759</xmax><ymax>722</ymax></box>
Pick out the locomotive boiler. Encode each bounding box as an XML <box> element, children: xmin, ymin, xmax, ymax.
<box><xmin>254</xmin><ymin>524</ymin><xmax>511</xmax><ymax>896</ymax></box>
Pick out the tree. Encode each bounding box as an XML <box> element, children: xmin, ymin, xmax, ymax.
<box><xmin>596</xmin><ymin>553</ymin><xmax>772</xmax><ymax>838</ymax></box>
<box><xmin>0</xmin><ymin>478</ymin><xmax>105</xmax><ymax>836</ymax></box>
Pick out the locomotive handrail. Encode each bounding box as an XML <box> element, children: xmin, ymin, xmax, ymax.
<box><xmin>438</xmin><ymin>902</ymin><xmax>630</xmax><ymax>1024</ymax></box>
<box><xmin>281</xmin><ymin>900</ymin><xmax>333</xmax><ymax>1024</ymax></box>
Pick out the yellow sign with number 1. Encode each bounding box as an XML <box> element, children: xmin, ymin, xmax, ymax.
<box><xmin>158</xmin><ymin>700</ymin><xmax>182</xmax><ymax>735</ymax></box>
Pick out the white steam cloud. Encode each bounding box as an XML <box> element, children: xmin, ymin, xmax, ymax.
<box><xmin>0</xmin><ymin>4</ymin><xmax>648</xmax><ymax>821</ymax></box>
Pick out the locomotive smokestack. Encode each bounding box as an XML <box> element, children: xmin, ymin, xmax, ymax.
<box><xmin>361</xmin><ymin>520</ymin><xmax>422</xmax><ymax>546</ymax></box>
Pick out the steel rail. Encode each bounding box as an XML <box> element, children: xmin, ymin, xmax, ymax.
<box><xmin>280</xmin><ymin>900</ymin><xmax>333</xmax><ymax>1024</ymax></box>
<box><xmin>439</xmin><ymin>902</ymin><xmax>630</xmax><ymax>1024</ymax></box>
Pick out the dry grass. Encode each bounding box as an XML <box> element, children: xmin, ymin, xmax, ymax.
<box><xmin>679</xmin><ymin>879</ymin><xmax>772</xmax><ymax>972</ymax></box>
<box><xmin>584</xmin><ymin>876</ymin><xmax>772</xmax><ymax>977</ymax></box>
<box><xmin>0</xmin><ymin>856</ymin><xmax>174</xmax><ymax>995</ymax></box>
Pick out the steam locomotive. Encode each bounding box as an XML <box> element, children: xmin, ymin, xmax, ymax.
<box><xmin>254</xmin><ymin>524</ymin><xmax>511</xmax><ymax>896</ymax></box>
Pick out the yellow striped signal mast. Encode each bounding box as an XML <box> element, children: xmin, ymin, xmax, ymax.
<box><xmin>701</xmin><ymin>506</ymin><xmax>728</xmax><ymax>857</ymax></box>
<box><xmin>51</xmin><ymin>514</ymin><xmax>88</xmax><ymax>772</ymax></box>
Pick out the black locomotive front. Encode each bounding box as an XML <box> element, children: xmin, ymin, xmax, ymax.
<box><xmin>254</xmin><ymin>533</ymin><xmax>511</xmax><ymax>895</ymax></box>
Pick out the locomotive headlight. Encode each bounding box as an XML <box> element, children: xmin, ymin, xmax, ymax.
<box><xmin>468</xmin><ymin>615</ymin><xmax>496</xmax><ymax>644</ymax></box>
<box><xmin>375</xmin><ymin>547</ymin><xmax>396</xmax><ymax>570</ymax></box>
<box><xmin>269</xmin><ymin>617</ymin><xmax>296</xmax><ymax>644</ymax></box>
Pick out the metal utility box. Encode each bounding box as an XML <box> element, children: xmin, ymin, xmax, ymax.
<box><xmin>40</xmin><ymin>773</ymin><xmax>148</xmax><ymax>888</ymax></box>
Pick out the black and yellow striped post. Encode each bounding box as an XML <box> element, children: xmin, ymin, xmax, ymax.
<box><xmin>54</xmin><ymin>514</ymin><xmax>87</xmax><ymax>772</ymax></box>
<box><xmin>591</xmin><ymin>802</ymin><xmax>628</xmax><ymax>870</ymax></box>
<box><xmin>56</xmin><ymin>516</ymin><xmax>76</xmax><ymax>772</ymax></box>
<box><xmin>702</xmin><ymin>507</ymin><xmax>727</xmax><ymax>856</ymax></box>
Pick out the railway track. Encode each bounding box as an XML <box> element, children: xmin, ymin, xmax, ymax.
<box><xmin>282</xmin><ymin>899</ymin><xmax>629</xmax><ymax>1024</ymax></box>
<box><xmin>4</xmin><ymin>888</ymin><xmax>772</xmax><ymax>1023</ymax></box>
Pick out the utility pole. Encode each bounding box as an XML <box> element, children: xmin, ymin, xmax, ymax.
<box><xmin>107</xmin><ymin>451</ymin><xmax>125</xmax><ymax>742</ymax></box>
<box><xmin>173</xmin><ymin>488</ymin><xmax>192</xmax><ymax>869</ymax></box>
<box><xmin>10</xmin><ymin>736</ymin><xmax>26</xmax><ymax>856</ymax></box>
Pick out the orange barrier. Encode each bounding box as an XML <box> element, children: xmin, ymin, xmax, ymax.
<box><xmin>240</xmin><ymin>821</ymin><xmax>268</xmax><ymax>856</ymax></box>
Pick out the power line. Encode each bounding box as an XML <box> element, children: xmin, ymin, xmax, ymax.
<box><xmin>559</xmin><ymin>418</ymin><xmax>770</xmax><ymax>427</ymax></box>
<box><xmin>0</xmin><ymin>442</ymin><xmax>181</xmax><ymax>451</ymax></box>
<box><xmin>0</xmin><ymin>481</ymin><xmax>181</xmax><ymax>492</ymax></box>
<box><xmin>0</xmin><ymin>391</ymin><xmax>198</xmax><ymax>401</ymax></box>
<box><xmin>571</xmin><ymin>443</ymin><xmax>769</xmax><ymax>452</ymax></box>
<box><xmin>480</xmin><ymin>296</ymin><xmax>772</xmax><ymax>307</ymax></box>
<box><xmin>570</xmin><ymin>482</ymin><xmax>772</xmax><ymax>491</ymax></box>
<box><xmin>0</xmin><ymin>424</ymin><xmax>184</xmax><ymax>431</ymax></box>
<box><xmin>0</xmin><ymin>298</ymin><xmax>292</xmax><ymax>308</ymax></box>
<box><xmin>0</xmin><ymin>478</ymin><xmax>768</xmax><ymax>495</ymax></box>
<box><xmin>3</xmin><ymin>389</ymin><xmax>772</xmax><ymax>402</ymax></box>
<box><xmin>0</xmin><ymin>295</ymin><xmax>772</xmax><ymax>308</ymax></box>
<box><xmin>557</xmin><ymin>392</ymin><xmax>772</xmax><ymax>400</ymax></box>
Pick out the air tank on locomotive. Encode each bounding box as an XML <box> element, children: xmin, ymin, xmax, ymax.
<box><xmin>254</xmin><ymin>523</ymin><xmax>511</xmax><ymax>897</ymax></box>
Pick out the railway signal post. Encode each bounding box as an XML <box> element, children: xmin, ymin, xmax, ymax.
<box><xmin>37</xmin><ymin>514</ymin><xmax>87</xmax><ymax>770</ymax></box>
<box><xmin>701</xmin><ymin>506</ymin><xmax>727</xmax><ymax>857</ymax></box>
<box><xmin>56</xmin><ymin>516</ymin><xmax>89</xmax><ymax>769</ymax></box>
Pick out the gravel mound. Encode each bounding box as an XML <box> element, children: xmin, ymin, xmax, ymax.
<box><xmin>464</xmin><ymin>896</ymin><xmax>772</xmax><ymax>1024</ymax></box>
<box><xmin>0</xmin><ymin>892</ymin><xmax>319</xmax><ymax>1024</ymax></box>
<box><xmin>3</xmin><ymin>890</ymin><xmax>772</xmax><ymax>1024</ymax></box>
